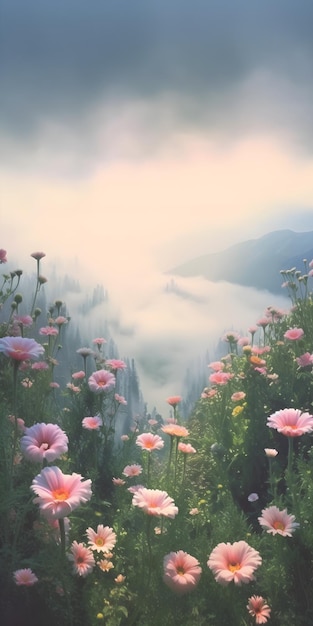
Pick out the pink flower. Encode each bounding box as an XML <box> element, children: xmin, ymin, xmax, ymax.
<box><xmin>86</xmin><ymin>525</ymin><xmax>117</xmax><ymax>553</ymax></box>
<box><xmin>258</xmin><ymin>505</ymin><xmax>299</xmax><ymax>536</ymax></box>
<box><xmin>112</xmin><ymin>477</ymin><xmax>125</xmax><ymax>486</ymax></box>
<box><xmin>264</xmin><ymin>448</ymin><xmax>278</xmax><ymax>457</ymax></box>
<box><xmin>92</xmin><ymin>337</ymin><xmax>107</xmax><ymax>345</ymax></box>
<box><xmin>284</xmin><ymin>327</ymin><xmax>304</xmax><ymax>341</ymax></box>
<box><xmin>161</xmin><ymin>425</ymin><xmax>189</xmax><ymax>438</ymax></box>
<box><xmin>66</xmin><ymin>383</ymin><xmax>80</xmax><ymax>393</ymax></box>
<box><xmin>122</xmin><ymin>464</ymin><xmax>143</xmax><ymax>477</ymax></box>
<box><xmin>31</xmin><ymin>466</ymin><xmax>92</xmax><ymax>519</ymax></box>
<box><xmin>115</xmin><ymin>393</ymin><xmax>127</xmax><ymax>404</ymax></box>
<box><xmin>207</xmin><ymin>541</ymin><xmax>262</xmax><ymax>586</ymax></box>
<box><xmin>209</xmin><ymin>372</ymin><xmax>233</xmax><ymax>385</ymax></box>
<box><xmin>267</xmin><ymin>408</ymin><xmax>313</xmax><ymax>437</ymax></box>
<box><xmin>21</xmin><ymin>423</ymin><xmax>68</xmax><ymax>463</ymax></box>
<box><xmin>88</xmin><ymin>369</ymin><xmax>116</xmax><ymax>393</ymax></box>
<box><xmin>208</xmin><ymin>361</ymin><xmax>225</xmax><ymax>371</ymax></box>
<box><xmin>50</xmin><ymin>382</ymin><xmax>60</xmax><ymax>389</ymax></box>
<box><xmin>163</xmin><ymin>550</ymin><xmax>202</xmax><ymax>595</ymax></box>
<box><xmin>296</xmin><ymin>352</ymin><xmax>313</xmax><ymax>367</ymax></box>
<box><xmin>231</xmin><ymin>392</ymin><xmax>246</xmax><ymax>402</ymax></box>
<box><xmin>0</xmin><ymin>336</ymin><xmax>44</xmax><ymax>361</ymax></box>
<box><xmin>31</xmin><ymin>361</ymin><xmax>49</xmax><ymax>371</ymax></box>
<box><xmin>0</xmin><ymin>249</ymin><xmax>7</xmax><ymax>263</ymax></box>
<box><xmin>9</xmin><ymin>415</ymin><xmax>25</xmax><ymax>433</ymax></box>
<box><xmin>72</xmin><ymin>370</ymin><xmax>85</xmax><ymax>379</ymax></box>
<box><xmin>39</xmin><ymin>326</ymin><xmax>59</xmax><ymax>336</ymax></box>
<box><xmin>68</xmin><ymin>541</ymin><xmax>95</xmax><ymax>577</ymax></box>
<box><xmin>132</xmin><ymin>488</ymin><xmax>178</xmax><ymax>518</ymax></box>
<box><xmin>136</xmin><ymin>432</ymin><xmax>164</xmax><ymax>452</ymax></box>
<box><xmin>121</xmin><ymin>434</ymin><xmax>129</xmax><ymax>441</ymax></box>
<box><xmin>106</xmin><ymin>359</ymin><xmax>127</xmax><ymax>370</ymax></box>
<box><xmin>166</xmin><ymin>395</ymin><xmax>182</xmax><ymax>407</ymax></box>
<box><xmin>256</xmin><ymin>318</ymin><xmax>270</xmax><ymax>329</ymax></box>
<box><xmin>177</xmin><ymin>442</ymin><xmax>196</xmax><ymax>454</ymax></box>
<box><xmin>82</xmin><ymin>416</ymin><xmax>103</xmax><ymax>430</ymax></box>
<box><xmin>31</xmin><ymin>251</ymin><xmax>46</xmax><ymax>260</ymax></box>
<box><xmin>54</xmin><ymin>316</ymin><xmax>68</xmax><ymax>325</ymax></box>
<box><xmin>13</xmin><ymin>568</ymin><xmax>38</xmax><ymax>586</ymax></box>
<box><xmin>14</xmin><ymin>315</ymin><xmax>33</xmax><ymax>327</ymax></box>
<box><xmin>247</xmin><ymin>596</ymin><xmax>271</xmax><ymax>624</ymax></box>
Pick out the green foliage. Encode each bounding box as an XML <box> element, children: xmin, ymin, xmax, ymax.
<box><xmin>1</xmin><ymin>254</ymin><xmax>313</xmax><ymax>624</ymax></box>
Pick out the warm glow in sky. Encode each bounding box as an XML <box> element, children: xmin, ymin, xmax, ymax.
<box><xmin>1</xmin><ymin>0</ymin><xmax>313</xmax><ymax>409</ymax></box>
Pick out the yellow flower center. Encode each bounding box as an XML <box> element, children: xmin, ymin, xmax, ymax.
<box><xmin>52</xmin><ymin>488</ymin><xmax>69</xmax><ymax>501</ymax></box>
<box><xmin>228</xmin><ymin>562</ymin><xmax>241</xmax><ymax>572</ymax></box>
<box><xmin>177</xmin><ymin>567</ymin><xmax>185</xmax><ymax>576</ymax></box>
<box><xmin>273</xmin><ymin>520</ymin><xmax>285</xmax><ymax>531</ymax></box>
<box><xmin>95</xmin><ymin>537</ymin><xmax>105</xmax><ymax>546</ymax></box>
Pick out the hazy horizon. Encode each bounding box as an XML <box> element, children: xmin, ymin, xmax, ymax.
<box><xmin>1</xmin><ymin>0</ymin><xmax>313</xmax><ymax>411</ymax></box>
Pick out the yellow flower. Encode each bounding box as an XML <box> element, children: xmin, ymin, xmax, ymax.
<box><xmin>232</xmin><ymin>405</ymin><xmax>244</xmax><ymax>417</ymax></box>
<box><xmin>96</xmin><ymin>614</ymin><xmax>104</xmax><ymax>620</ymax></box>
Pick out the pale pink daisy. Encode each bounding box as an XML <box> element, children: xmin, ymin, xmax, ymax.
<box><xmin>163</xmin><ymin>550</ymin><xmax>202</xmax><ymax>594</ymax></box>
<box><xmin>231</xmin><ymin>392</ymin><xmax>246</xmax><ymax>402</ymax></box>
<box><xmin>31</xmin><ymin>361</ymin><xmax>49</xmax><ymax>371</ymax></box>
<box><xmin>258</xmin><ymin>505</ymin><xmax>299</xmax><ymax>536</ymax></box>
<box><xmin>122</xmin><ymin>464</ymin><xmax>143</xmax><ymax>477</ymax></box>
<box><xmin>284</xmin><ymin>327</ymin><xmax>304</xmax><ymax>341</ymax></box>
<box><xmin>136</xmin><ymin>432</ymin><xmax>164</xmax><ymax>452</ymax></box>
<box><xmin>21</xmin><ymin>423</ymin><xmax>68</xmax><ymax>463</ymax></box>
<box><xmin>13</xmin><ymin>568</ymin><xmax>38</xmax><ymax>586</ymax></box>
<box><xmin>296</xmin><ymin>352</ymin><xmax>313</xmax><ymax>367</ymax></box>
<box><xmin>68</xmin><ymin>541</ymin><xmax>95</xmax><ymax>577</ymax></box>
<box><xmin>207</xmin><ymin>541</ymin><xmax>262</xmax><ymax>586</ymax></box>
<box><xmin>88</xmin><ymin>369</ymin><xmax>116</xmax><ymax>393</ymax></box>
<box><xmin>267</xmin><ymin>408</ymin><xmax>313</xmax><ymax>437</ymax></box>
<box><xmin>264</xmin><ymin>448</ymin><xmax>278</xmax><ymax>457</ymax></box>
<box><xmin>39</xmin><ymin>326</ymin><xmax>59</xmax><ymax>336</ymax></box>
<box><xmin>177</xmin><ymin>442</ymin><xmax>196</xmax><ymax>454</ymax></box>
<box><xmin>50</xmin><ymin>382</ymin><xmax>60</xmax><ymax>389</ymax></box>
<box><xmin>112</xmin><ymin>477</ymin><xmax>125</xmax><ymax>486</ymax></box>
<box><xmin>14</xmin><ymin>315</ymin><xmax>33</xmax><ymax>328</ymax></box>
<box><xmin>189</xmin><ymin>508</ymin><xmax>199</xmax><ymax>515</ymax></box>
<box><xmin>0</xmin><ymin>336</ymin><xmax>44</xmax><ymax>361</ymax></box>
<box><xmin>161</xmin><ymin>425</ymin><xmax>189</xmax><ymax>438</ymax></box>
<box><xmin>72</xmin><ymin>370</ymin><xmax>85</xmax><ymax>380</ymax></box>
<box><xmin>115</xmin><ymin>393</ymin><xmax>127</xmax><ymax>404</ymax></box>
<box><xmin>31</xmin><ymin>466</ymin><xmax>92</xmax><ymax>519</ymax></box>
<box><xmin>82</xmin><ymin>416</ymin><xmax>103</xmax><ymax>430</ymax></box>
<box><xmin>166</xmin><ymin>395</ymin><xmax>182</xmax><ymax>407</ymax></box>
<box><xmin>54</xmin><ymin>316</ymin><xmax>68</xmax><ymax>326</ymax></box>
<box><xmin>247</xmin><ymin>596</ymin><xmax>271</xmax><ymax>624</ymax></box>
<box><xmin>106</xmin><ymin>359</ymin><xmax>127</xmax><ymax>370</ymax></box>
<box><xmin>0</xmin><ymin>248</ymin><xmax>7</xmax><ymax>263</ymax></box>
<box><xmin>98</xmin><ymin>559</ymin><xmax>114</xmax><ymax>572</ymax></box>
<box><xmin>86</xmin><ymin>524</ymin><xmax>117</xmax><ymax>553</ymax></box>
<box><xmin>120</xmin><ymin>434</ymin><xmax>129</xmax><ymax>441</ymax></box>
<box><xmin>132</xmin><ymin>488</ymin><xmax>178</xmax><ymax>518</ymax></box>
<box><xmin>66</xmin><ymin>383</ymin><xmax>80</xmax><ymax>393</ymax></box>
<box><xmin>209</xmin><ymin>371</ymin><xmax>233</xmax><ymax>385</ymax></box>
<box><xmin>92</xmin><ymin>337</ymin><xmax>107</xmax><ymax>345</ymax></box>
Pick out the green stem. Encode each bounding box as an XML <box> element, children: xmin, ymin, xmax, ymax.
<box><xmin>58</xmin><ymin>517</ymin><xmax>66</xmax><ymax>560</ymax></box>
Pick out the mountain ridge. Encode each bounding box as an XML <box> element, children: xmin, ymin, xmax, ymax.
<box><xmin>169</xmin><ymin>229</ymin><xmax>313</xmax><ymax>295</ymax></box>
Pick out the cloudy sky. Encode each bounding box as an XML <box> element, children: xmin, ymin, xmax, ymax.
<box><xmin>1</xmin><ymin>0</ymin><xmax>313</xmax><ymax>410</ymax></box>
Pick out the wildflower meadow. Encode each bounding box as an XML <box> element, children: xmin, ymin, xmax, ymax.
<box><xmin>1</xmin><ymin>249</ymin><xmax>313</xmax><ymax>625</ymax></box>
